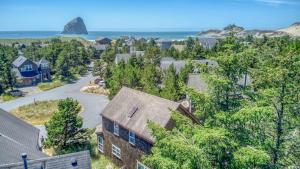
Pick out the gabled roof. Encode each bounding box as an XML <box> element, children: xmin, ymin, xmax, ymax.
<box><xmin>115</xmin><ymin>53</ymin><xmax>132</xmax><ymax>64</ymax></box>
<box><xmin>12</xmin><ymin>56</ymin><xmax>28</xmax><ymax>67</ymax></box>
<box><xmin>0</xmin><ymin>108</ymin><xmax>47</xmax><ymax>165</ymax></box>
<box><xmin>38</xmin><ymin>58</ymin><xmax>49</xmax><ymax>65</ymax></box>
<box><xmin>101</xmin><ymin>87</ymin><xmax>181</xmax><ymax>143</ymax></box>
<box><xmin>95</xmin><ymin>37</ymin><xmax>112</xmax><ymax>44</ymax></box>
<box><xmin>92</xmin><ymin>44</ymin><xmax>108</xmax><ymax>51</ymax></box>
<box><xmin>0</xmin><ymin>151</ymin><xmax>91</xmax><ymax>169</ymax></box>
<box><xmin>160</xmin><ymin>59</ymin><xmax>219</xmax><ymax>73</ymax></box>
<box><xmin>198</xmin><ymin>38</ymin><xmax>218</xmax><ymax>49</ymax></box>
<box><xmin>160</xmin><ymin>60</ymin><xmax>186</xmax><ymax>73</ymax></box>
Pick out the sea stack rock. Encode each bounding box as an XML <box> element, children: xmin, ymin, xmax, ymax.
<box><xmin>61</xmin><ymin>17</ymin><xmax>88</xmax><ymax>34</ymax></box>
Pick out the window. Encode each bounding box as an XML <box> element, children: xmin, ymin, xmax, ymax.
<box><xmin>137</xmin><ymin>161</ymin><xmax>149</xmax><ymax>169</ymax></box>
<box><xmin>21</xmin><ymin>64</ymin><xmax>33</xmax><ymax>72</ymax></box>
<box><xmin>112</xmin><ymin>144</ymin><xmax>121</xmax><ymax>159</ymax></box>
<box><xmin>113</xmin><ymin>122</ymin><xmax>119</xmax><ymax>136</ymax></box>
<box><xmin>98</xmin><ymin>136</ymin><xmax>104</xmax><ymax>152</ymax></box>
<box><xmin>129</xmin><ymin>131</ymin><xmax>136</xmax><ymax>145</ymax></box>
<box><xmin>41</xmin><ymin>63</ymin><xmax>48</xmax><ymax>69</ymax></box>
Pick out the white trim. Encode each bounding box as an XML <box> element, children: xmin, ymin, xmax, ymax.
<box><xmin>137</xmin><ymin>161</ymin><xmax>149</xmax><ymax>169</ymax></box>
<box><xmin>112</xmin><ymin>144</ymin><xmax>121</xmax><ymax>159</ymax></box>
<box><xmin>113</xmin><ymin>122</ymin><xmax>119</xmax><ymax>136</ymax></box>
<box><xmin>129</xmin><ymin>131</ymin><xmax>136</xmax><ymax>145</ymax></box>
<box><xmin>21</xmin><ymin>64</ymin><xmax>33</xmax><ymax>72</ymax></box>
<box><xmin>98</xmin><ymin>135</ymin><xmax>104</xmax><ymax>153</ymax></box>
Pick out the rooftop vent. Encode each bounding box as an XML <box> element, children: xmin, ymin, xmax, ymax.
<box><xmin>128</xmin><ymin>106</ymin><xmax>139</xmax><ymax>118</ymax></box>
<box><xmin>71</xmin><ymin>158</ymin><xmax>78</xmax><ymax>167</ymax></box>
<box><xmin>21</xmin><ymin>153</ymin><xmax>28</xmax><ymax>169</ymax></box>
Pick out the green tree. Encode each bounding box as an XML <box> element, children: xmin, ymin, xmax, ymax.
<box><xmin>93</xmin><ymin>59</ymin><xmax>107</xmax><ymax>78</ymax></box>
<box><xmin>141</xmin><ymin>64</ymin><xmax>160</xmax><ymax>95</ymax></box>
<box><xmin>45</xmin><ymin>98</ymin><xmax>91</xmax><ymax>154</ymax></box>
<box><xmin>233</xmin><ymin>146</ymin><xmax>270</xmax><ymax>169</ymax></box>
<box><xmin>0</xmin><ymin>45</ymin><xmax>17</xmax><ymax>91</ymax></box>
<box><xmin>160</xmin><ymin>64</ymin><xmax>180</xmax><ymax>101</ymax></box>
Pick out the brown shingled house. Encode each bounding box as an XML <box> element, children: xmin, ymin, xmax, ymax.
<box><xmin>97</xmin><ymin>87</ymin><xmax>198</xmax><ymax>169</ymax></box>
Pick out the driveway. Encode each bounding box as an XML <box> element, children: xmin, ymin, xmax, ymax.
<box><xmin>0</xmin><ymin>72</ymin><xmax>109</xmax><ymax>128</ymax></box>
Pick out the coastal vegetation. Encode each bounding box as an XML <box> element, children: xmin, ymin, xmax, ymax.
<box><xmin>10</xmin><ymin>100</ymin><xmax>59</xmax><ymax>125</ymax></box>
<box><xmin>44</xmin><ymin>98</ymin><xmax>91</xmax><ymax>154</ymax></box>
<box><xmin>141</xmin><ymin>36</ymin><xmax>300</xmax><ymax>169</ymax></box>
<box><xmin>92</xmin><ymin>34</ymin><xmax>299</xmax><ymax>168</ymax></box>
<box><xmin>1</xmin><ymin>29</ymin><xmax>299</xmax><ymax>168</ymax></box>
<box><xmin>37</xmin><ymin>80</ymin><xmax>65</xmax><ymax>91</ymax></box>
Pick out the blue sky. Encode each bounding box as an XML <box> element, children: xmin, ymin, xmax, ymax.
<box><xmin>0</xmin><ymin>0</ymin><xmax>300</xmax><ymax>31</ymax></box>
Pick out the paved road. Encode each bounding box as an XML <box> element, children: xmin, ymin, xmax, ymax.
<box><xmin>0</xmin><ymin>72</ymin><xmax>109</xmax><ymax>128</ymax></box>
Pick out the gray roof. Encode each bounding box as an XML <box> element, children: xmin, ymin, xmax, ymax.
<box><xmin>101</xmin><ymin>87</ymin><xmax>181</xmax><ymax>143</ymax></box>
<box><xmin>198</xmin><ymin>38</ymin><xmax>218</xmax><ymax>49</ymax></box>
<box><xmin>38</xmin><ymin>58</ymin><xmax>49</xmax><ymax>65</ymax></box>
<box><xmin>12</xmin><ymin>56</ymin><xmax>28</xmax><ymax>67</ymax></box>
<box><xmin>0</xmin><ymin>108</ymin><xmax>46</xmax><ymax>165</ymax></box>
<box><xmin>0</xmin><ymin>151</ymin><xmax>91</xmax><ymax>169</ymax></box>
<box><xmin>160</xmin><ymin>59</ymin><xmax>219</xmax><ymax>73</ymax></box>
<box><xmin>92</xmin><ymin>44</ymin><xmax>108</xmax><ymax>51</ymax></box>
<box><xmin>187</xmin><ymin>74</ymin><xmax>208</xmax><ymax>93</ymax></box>
<box><xmin>198</xmin><ymin>59</ymin><xmax>219</xmax><ymax>67</ymax></box>
<box><xmin>115</xmin><ymin>53</ymin><xmax>132</xmax><ymax>64</ymax></box>
<box><xmin>95</xmin><ymin>37</ymin><xmax>112</xmax><ymax>44</ymax></box>
<box><xmin>160</xmin><ymin>60</ymin><xmax>186</xmax><ymax>73</ymax></box>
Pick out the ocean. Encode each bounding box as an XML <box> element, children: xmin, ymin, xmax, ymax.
<box><xmin>0</xmin><ymin>31</ymin><xmax>200</xmax><ymax>40</ymax></box>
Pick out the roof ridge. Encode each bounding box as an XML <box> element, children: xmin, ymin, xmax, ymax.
<box><xmin>121</xmin><ymin>86</ymin><xmax>180</xmax><ymax>105</ymax></box>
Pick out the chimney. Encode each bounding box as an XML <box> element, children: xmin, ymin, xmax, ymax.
<box><xmin>21</xmin><ymin>153</ymin><xmax>28</xmax><ymax>169</ymax></box>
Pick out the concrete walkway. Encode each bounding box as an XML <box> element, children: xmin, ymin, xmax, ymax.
<box><xmin>0</xmin><ymin>72</ymin><xmax>109</xmax><ymax>128</ymax></box>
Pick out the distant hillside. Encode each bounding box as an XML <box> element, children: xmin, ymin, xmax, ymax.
<box><xmin>199</xmin><ymin>23</ymin><xmax>300</xmax><ymax>38</ymax></box>
<box><xmin>278</xmin><ymin>22</ymin><xmax>300</xmax><ymax>37</ymax></box>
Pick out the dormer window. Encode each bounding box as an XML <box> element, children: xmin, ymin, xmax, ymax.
<box><xmin>114</xmin><ymin>122</ymin><xmax>119</xmax><ymax>136</ymax></box>
<box><xmin>41</xmin><ymin>63</ymin><xmax>48</xmax><ymax>69</ymax></box>
<box><xmin>21</xmin><ymin>64</ymin><xmax>33</xmax><ymax>72</ymax></box>
<box><xmin>129</xmin><ymin>131</ymin><xmax>136</xmax><ymax>145</ymax></box>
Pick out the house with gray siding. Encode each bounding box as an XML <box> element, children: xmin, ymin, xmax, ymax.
<box><xmin>97</xmin><ymin>87</ymin><xmax>198</xmax><ymax>169</ymax></box>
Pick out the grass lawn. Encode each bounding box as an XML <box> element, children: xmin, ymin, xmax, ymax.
<box><xmin>92</xmin><ymin>155</ymin><xmax>118</xmax><ymax>169</ymax></box>
<box><xmin>10</xmin><ymin>100</ymin><xmax>59</xmax><ymax>125</ymax></box>
<box><xmin>0</xmin><ymin>93</ymin><xmax>20</xmax><ymax>102</ymax></box>
<box><xmin>81</xmin><ymin>85</ymin><xmax>109</xmax><ymax>96</ymax></box>
<box><xmin>37</xmin><ymin>80</ymin><xmax>65</xmax><ymax>91</ymax></box>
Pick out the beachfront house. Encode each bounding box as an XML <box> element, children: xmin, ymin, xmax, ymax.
<box><xmin>96</xmin><ymin>87</ymin><xmax>198</xmax><ymax>169</ymax></box>
<box><xmin>12</xmin><ymin>56</ymin><xmax>51</xmax><ymax>87</ymax></box>
<box><xmin>156</xmin><ymin>39</ymin><xmax>172</xmax><ymax>49</ymax></box>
